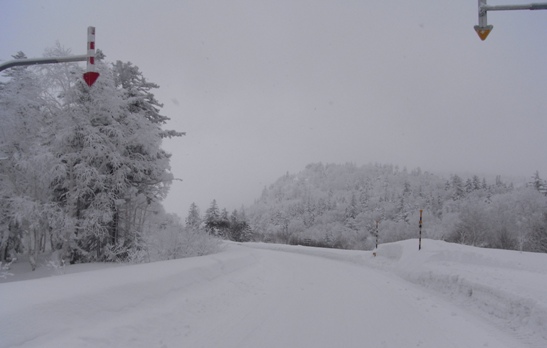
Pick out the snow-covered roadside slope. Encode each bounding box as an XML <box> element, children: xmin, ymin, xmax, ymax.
<box><xmin>249</xmin><ymin>239</ymin><xmax>547</xmax><ymax>347</ymax></box>
<box><xmin>377</xmin><ymin>239</ymin><xmax>547</xmax><ymax>347</ymax></box>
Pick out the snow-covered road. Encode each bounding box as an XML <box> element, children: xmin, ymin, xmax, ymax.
<box><xmin>1</xmin><ymin>240</ymin><xmax>544</xmax><ymax>348</ymax></box>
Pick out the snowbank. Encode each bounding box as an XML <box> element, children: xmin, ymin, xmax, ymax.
<box><xmin>376</xmin><ymin>239</ymin><xmax>547</xmax><ymax>347</ymax></box>
<box><xmin>248</xmin><ymin>240</ymin><xmax>547</xmax><ymax>347</ymax></box>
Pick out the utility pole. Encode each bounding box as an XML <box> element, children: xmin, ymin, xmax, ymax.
<box><xmin>475</xmin><ymin>0</ymin><xmax>547</xmax><ymax>40</ymax></box>
<box><xmin>0</xmin><ymin>26</ymin><xmax>99</xmax><ymax>87</ymax></box>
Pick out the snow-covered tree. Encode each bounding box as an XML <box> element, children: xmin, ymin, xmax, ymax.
<box><xmin>49</xmin><ymin>56</ymin><xmax>182</xmax><ymax>261</ymax></box>
<box><xmin>529</xmin><ymin>171</ymin><xmax>547</xmax><ymax>196</ymax></box>
<box><xmin>1</xmin><ymin>44</ymin><xmax>185</xmax><ymax>267</ymax></box>
<box><xmin>0</xmin><ymin>51</ymin><xmax>58</xmax><ymax>270</ymax></box>
<box><xmin>204</xmin><ymin>199</ymin><xmax>221</xmax><ymax>235</ymax></box>
<box><xmin>227</xmin><ymin>208</ymin><xmax>253</xmax><ymax>242</ymax></box>
<box><xmin>451</xmin><ymin>175</ymin><xmax>465</xmax><ymax>201</ymax></box>
<box><xmin>528</xmin><ymin>212</ymin><xmax>547</xmax><ymax>253</ymax></box>
<box><xmin>111</xmin><ymin>60</ymin><xmax>184</xmax><ymax>139</ymax></box>
<box><xmin>185</xmin><ymin>202</ymin><xmax>201</xmax><ymax>229</ymax></box>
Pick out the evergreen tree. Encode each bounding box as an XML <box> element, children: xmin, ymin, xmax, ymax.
<box><xmin>465</xmin><ymin>178</ymin><xmax>474</xmax><ymax>194</ymax></box>
<box><xmin>0</xmin><ymin>44</ymin><xmax>191</xmax><ymax>267</ymax></box>
<box><xmin>472</xmin><ymin>175</ymin><xmax>482</xmax><ymax>191</ymax></box>
<box><xmin>451</xmin><ymin>175</ymin><xmax>465</xmax><ymax>200</ymax></box>
<box><xmin>228</xmin><ymin>209</ymin><xmax>252</xmax><ymax>242</ymax></box>
<box><xmin>218</xmin><ymin>208</ymin><xmax>231</xmax><ymax>235</ymax></box>
<box><xmin>204</xmin><ymin>199</ymin><xmax>220</xmax><ymax>235</ymax></box>
<box><xmin>345</xmin><ymin>192</ymin><xmax>358</xmax><ymax>220</ymax></box>
<box><xmin>185</xmin><ymin>202</ymin><xmax>201</xmax><ymax>229</ymax></box>
<box><xmin>109</xmin><ymin>60</ymin><xmax>184</xmax><ymax>250</ymax></box>
<box><xmin>529</xmin><ymin>171</ymin><xmax>547</xmax><ymax>196</ymax></box>
<box><xmin>111</xmin><ymin>61</ymin><xmax>184</xmax><ymax>138</ymax></box>
<box><xmin>42</xmin><ymin>46</ymin><xmax>180</xmax><ymax>262</ymax></box>
<box><xmin>0</xmin><ymin>51</ymin><xmax>54</xmax><ymax>269</ymax></box>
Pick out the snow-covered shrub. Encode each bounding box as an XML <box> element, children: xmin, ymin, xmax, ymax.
<box><xmin>0</xmin><ymin>257</ymin><xmax>15</xmax><ymax>279</ymax></box>
<box><xmin>46</xmin><ymin>256</ymin><xmax>66</xmax><ymax>275</ymax></box>
<box><xmin>129</xmin><ymin>225</ymin><xmax>219</xmax><ymax>264</ymax></box>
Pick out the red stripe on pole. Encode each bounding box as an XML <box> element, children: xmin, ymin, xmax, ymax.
<box><xmin>84</xmin><ymin>26</ymin><xmax>99</xmax><ymax>87</ymax></box>
<box><xmin>87</xmin><ymin>26</ymin><xmax>96</xmax><ymax>72</ymax></box>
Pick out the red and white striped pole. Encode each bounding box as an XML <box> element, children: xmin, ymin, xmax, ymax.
<box><xmin>87</xmin><ymin>26</ymin><xmax>96</xmax><ymax>71</ymax></box>
<box><xmin>83</xmin><ymin>26</ymin><xmax>100</xmax><ymax>87</ymax></box>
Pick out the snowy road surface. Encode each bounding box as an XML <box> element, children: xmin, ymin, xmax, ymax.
<box><xmin>1</xmin><ymin>240</ymin><xmax>545</xmax><ymax>348</ymax></box>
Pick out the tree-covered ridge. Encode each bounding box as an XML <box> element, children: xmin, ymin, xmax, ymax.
<box><xmin>247</xmin><ymin>162</ymin><xmax>547</xmax><ymax>252</ymax></box>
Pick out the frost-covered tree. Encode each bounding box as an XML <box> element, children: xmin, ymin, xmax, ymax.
<box><xmin>127</xmin><ymin>205</ymin><xmax>219</xmax><ymax>263</ymax></box>
<box><xmin>218</xmin><ymin>208</ymin><xmax>230</xmax><ymax>235</ymax></box>
<box><xmin>528</xmin><ymin>212</ymin><xmax>547</xmax><ymax>253</ymax></box>
<box><xmin>47</xmin><ymin>55</ymin><xmax>182</xmax><ymax>261</ymax></box>
<box><xmin>451</xmin><ymin>175</ymin><xmax>465</xmax><ymax>201</ymax></box>
<box><xmin>529</xmin><ymin>171</ymin><xmax>547</xmax><ymax>196</ymax></box>
<box><xmin>1</xmin><ymin>44</ymin><xmax>184</xmax><ymax>267</ymax></box>
<box><xmin>0</xmin><ymin>51</ymin><xmax>57</xmax><ymax>270</ymax></box>
<box><xmin>448</xmin><ymin>198</ymin><xmax>489</xmax><ymax>246</ymax></box>
<box><xmin>227</xmin><ymin>208</ymin><xmax>253</xmax><ymax>242</ymax></box>
<box><xmin>111</xmin><ymin>60</ymin><xmax>184</xmax><ymax>138</ymax></box>
<box><xmin>108</xmin><ymin>60</ymin><xmax>184</xmax><ymax>252</ymax></box>
<box><xmin>472</xmin><ymin>175</ymin><xmax>482</xmax><ymax>191</ymax></box>
<box><xmin>204</xmin><ymin>199</ymin><xmax>220</xmax><ymax>235</ymax></box>
<box><xmin>185</xmin><ymin>202</ymin><xmax>201</xmax><ymax>229</ymax></box>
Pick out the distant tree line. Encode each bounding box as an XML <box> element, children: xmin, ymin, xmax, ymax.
<box><xmin>246</xmin><ymin>163</ymin><xmax>547</xmax><ymax>253</ymax></box>
<box><xmin>185</xmin><ymin>200</ymin><xmax>254</xmax><ymax>242</ymax></box>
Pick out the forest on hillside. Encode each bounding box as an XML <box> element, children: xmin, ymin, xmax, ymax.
<box><xmin>246</xmin><ymin>163</ymin><xmax>547</xmax><ymax>252</ymax></box>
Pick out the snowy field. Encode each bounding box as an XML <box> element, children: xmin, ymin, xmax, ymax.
<box><xmin>1</xmin><ymin>239</ymin><xmax>546</xmax><ymax>348</ymax></box>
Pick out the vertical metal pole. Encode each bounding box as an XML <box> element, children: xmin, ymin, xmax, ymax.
<box><xmin>83</xmin><ymin>26</ymin><xmax>100</xmax><ymax>87</ymax></box>
<box><xmin>375</xmin><ymin>221</ymin><xmax>379</xmax><ymax>249</ymax></box>
<box><xmin>475</xmin><ymin>0</ymin><xmax>494</xmax><ymax>40</ymax></box>
<box><xmin>478</xmin><ymin>0</ymin><xmax>488</xmax><ymax>27</ymax></box>
<box><xmin>87</xmin><ymin>26</ymin><xmax>96</xmax><ymax>72</ymax></box>
<box><xmin>419</xmin><ymin>210</ymin><xmax>423</xmax><ymax>250</ymax></box>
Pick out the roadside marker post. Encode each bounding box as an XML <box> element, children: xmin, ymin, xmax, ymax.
<box><xmin>375</xmin><ymin>220</ymin><xmax>379</xmax><ymax>250</ymax></box>
<box><xmin>419</xmin><ymin>210</ymin><xmax>423</xmax><ymax>251</ymax></box>
<box><xmin>83</xmin><ymin>26</ymin><xmax>100</xmax><ymax>87</ymax></box>
<box><xmin>371</xmin><ymin>220</ymin><xmax>380</xmax><ymax>256</ymax></box>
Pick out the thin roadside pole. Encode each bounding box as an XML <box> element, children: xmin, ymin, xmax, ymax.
<box><xmin>419</xmin><ymin>210</ymin><xmax>423</xmax><ymax>250</ymax></box>
<box><xmin>375</xmin><ymin>220</ymin><xmax>379</xmax><ymax>249</ymax></box>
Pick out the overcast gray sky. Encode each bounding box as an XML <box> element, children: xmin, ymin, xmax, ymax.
<box><xmin>2</xmin><ymin>0</ymin><xmax>547</xmax><ymax>216</ymax></box>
